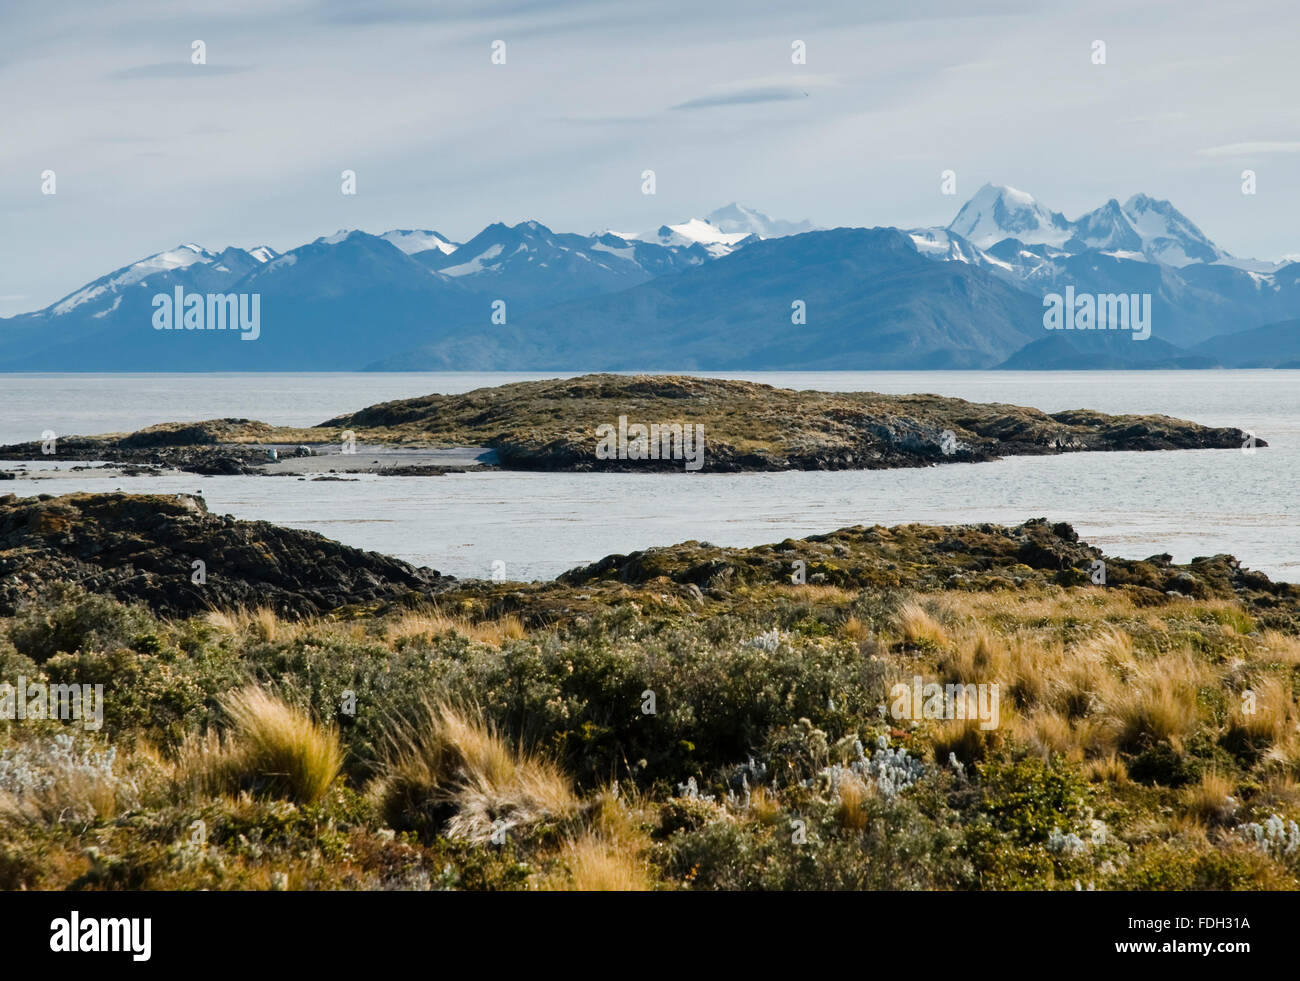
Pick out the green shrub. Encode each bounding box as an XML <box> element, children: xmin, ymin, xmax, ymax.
<box><xmin>9</xmin><ymin>586</ymin><xmax>155</xmax><ymax>663</ymax></box>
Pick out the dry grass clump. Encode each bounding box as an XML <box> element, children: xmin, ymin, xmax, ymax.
<box><xmin>1258</xmin><ymin>630</ymin><xmax>1300</xmax><ymax>667</ymax></box>
<box><xmin>937</xmin><ymin>627</ymin><xmax>1002</xmax><ymax>685</ymax></box>
<box><xmin>931</xmin><ymin>715</ymin><xmax>999</xmax><ymax>766</ymax></box>
<box><xmin>1256</xmin><ymin>773</ymin><xmax>1300</xmax><ymax>811</ymax></box>
<box><xmin>372</xmin><ymin>701</ymin><xmax>576</xmax><ymax>844</ymax></box>
<box><xmin>542</xmin><ymin>833</ymin><xmax>653</xmax><ymax>891</ymax></box>
<box><xmin>1108</xmin><ymin>674</ymin><xmax>1201</xmax><ymax>752</ymax></box>
<box><xmin>1169</xmin><ymin>597</ymin><xmax>1258</xmax><ymax>635</ymax></box>
<box><xmin>382</xmin><ymin>610</ymin><xmax>526</xmax><ymax>647</ymax></box>
<box><xmin>748</xmin><ymin>785</ymin><xmax>785</xmax><ymax>825</ymax></box>
<box><xmin>841</xmin><ymin>615</ymin><xmax>873</xmax><ymax>647</ymax></box>
<box><xmin>1083</xmin><ymin>753</ymin><xmax>1130</xmax><ymax>785</ymax></box>
<box><xmin>1262</xmin><ymin>726</ymin><xmax>1300</xmax><ymax>775</ymax></box>
<box><xmin>895</xmin><ymin>601</ymin><xmax>949</xmax><ymax>648</ymax></box>
<box><xmin>1181</xmin><ymin>771</ymin><xmax>1238</xmax><ymax>826</ymax></box>
<box><xmin>178</xmin><ymin>686</ymin><xmax>342</xmax><ymax>805</ymax></box>
<box><xmin>205</xmin><ymin>607</ymin><xmax>297</xmax><ymax>643</ymax></box>
<box><xmin>785</xmin><ymin>585</ymin><xmax>857</xmax><ymax>605</ymax></box>
<box><xmin>934</xmin><ymin>586</ymin><xmax>1137</xmax><ymax>631</ymax></box>
<box><xmin>1084</xmin><ymin>625</ymin><xmax>1137</xmax><ymax>670</ymax></box>
<box><xmin>541</xmin><ymin>789</ymin><xmax>654</xmax><ymax>890</ymax></box>
<box><xmin>1226</xmin><ymin>674</ymin><xmax>1296</xmax><ymax>748</ymax></box>
<box><xmin>204</xmin><ymin>605</ymin><xmax>530</xmax><ymax>649</ymax></box>
<box><xmin>834</xmin><ymin>774</ymin><xmax>871</xmax><ymax>831</ymax></box>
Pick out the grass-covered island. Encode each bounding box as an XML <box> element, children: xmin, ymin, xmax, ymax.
<box><xmin>0</xmin><ymin>374</ymin><xmax>1259</xmax><ymax>476</ymax></box>
<box><xmin>2</xmin><ymin>492</ymin><xmax>1299</xmax><ymax>890</ymax></box>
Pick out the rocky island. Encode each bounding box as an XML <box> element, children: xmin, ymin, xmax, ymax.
<box><xmin>0</xmin><ymin>374</ymin><xmax>1260</xmax><ymax>477</ymax></box>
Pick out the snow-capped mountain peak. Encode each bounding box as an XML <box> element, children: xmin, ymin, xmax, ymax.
<box><xmin>947</xmin><ymin>183</ymin><xmax>1074</xmax><ymax>249</ymax></box>
<box><xmin>948</xmin><ymin>184</ymin><xmax>1229</xmax><ymax>267</ymax></box>
<box><xmin>1118</xmin><ymin>193</ymin><xmax>1223</xmax><ymax>265</ymax></box>
<box><xmin>379</xmin><ymin>229</ymin><xmax>459</xmax><ymax>256</ymax></box>
<box><xmin>643</xmin><ymin>218</ymin><xmax>750</xmax><ymax>258</ymax></box>
<box><xmin>626</xmin><ymin>205</ymin><xmax>814</xmax><ymax>257</ymax></box>
<box><xmin>704</xmin><ymin>203</ymin><xmax>815</xmax><ymax>239</ymax></box>
<box><xmin>315</xmin><ymin>229</ymin><xmax>359</xmax><ymax>246</ymax></box>
<box><xmin>1070</xmin><ymin>198</ymin><xmax>1144</xmax><ymax>255</ymax></box>
<box><xmin>51</xmin><ymin>244</ymin><xmax>220</xmax><ymax>316</ymax></box>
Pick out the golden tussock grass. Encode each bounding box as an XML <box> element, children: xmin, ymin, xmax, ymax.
<box><xmin>841</xmin><ymin>615</ymin><xmax>872</xmax><ymax>646</ymax></box>
<box><xmin>931</xmin><ymin>715</ymin><xmax>999</xmax><ymax>766</ymax></box>
<box><xmin>205</xmin><ymin>606</ymin><xmax>296</xmax><ymax>643</ymax></box>
<box><xmin>894</xmin><ymin>601</ymin><xmax>949</xmax><ymax>648</ymax></box>
<box><xmin>1259</xmin><ymin>630</ymin><xmax>1300</xmax><ymax>667</ymax></box>
<box><xmin>933</xmin><ymin>587</ymin><xmax>1137</xmax><ymax>631</ymax></box>
<box><xmin>1227</xmin><ymin>674</ymin><xmax>1296</xmax><ymax>746</ymax></box>
<box><xmin>205</xmin><ymin>606</ymin><xmax>527</xmax><ymax>648</ymax></box>
<box><xmin>177</xmin><ymin>686</ymin><xmax>342</xmax><ymax>806</ymax></box>
<box><xmin>372</xmin><ymin>701</ymin><xmax>576</xmax><ymax>844</ymax></box>
<box><xmin>382</xmin><ymin>610</ymin><xmax>527</xmax><ymax>647</ymax></box>
<box><xmin>0</xmin><ymin>748</ymin><xmax>131</xmax><ymax>826</ymax></box>
<box><xmin>1084</xmin><ymin>753</ymin><xmax>1130</xmax><ymax>785</ymax></box>
<box><xmin>1181</xmin><ymin>770</ymin><xmax>1238</xmax><ymax>826</ymax></box>
<box><xmin>834</xmin><ymin>774</ymin><xmax>871</xmax><ymax>831</ymax></box>
<box><xmin>542</xmin><ymin>832</ymin><xmax>653</xmax><ymax>891</ymax></box>
<box><xmin>1107</xmin><ymin>664</ymin><xmax>1204</xmax><ymax>752</ymax></box>
<box><xmin>1262</xmin><ymin>725</ymin><xmax>1300</xmax><ymax>774</ymax></box>
<box><xmin>537</xmin><ymin>786</ymin><xmax>654</xmax><ymax>891</ymax></box>
<box><xmin>1257</xmin><ymin>773</ymin><xmax>1300</xmax><ymax>810</ymax></box>
<box><xmin>785</xmin><ymin>585</ymin><xmax>856</xmax><ymax>605</ymax></box>
<box><xmin>748</xmin><ymin>785</ymin><xmax>785</xmax><ymax>825</ymax></box>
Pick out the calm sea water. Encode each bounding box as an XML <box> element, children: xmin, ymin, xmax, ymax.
<box><xmin>1</xmin><ymin>371</ymin><xmax>1296</xmax><ymax>582</ymax></box>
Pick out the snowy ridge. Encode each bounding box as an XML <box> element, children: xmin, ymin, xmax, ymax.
<box><xmin>52</xmin><ymin>244</ymin><xmax>220</xmax><ymax>315</ymax></box>
<box><xmin>380</xmin><ymin>229</ymin><xmax>460</xmax><ymax>256</ymax></box>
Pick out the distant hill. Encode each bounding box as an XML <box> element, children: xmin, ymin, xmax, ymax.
<box><xmin>998</xmin><ymin>334</ymin><xmax>1218</xmax><ymax>370</ymax></box>
<box><xmin>1192</xmin><ymin>318</ymin><xmax>1300</xmax><ymax>367</ymax></box>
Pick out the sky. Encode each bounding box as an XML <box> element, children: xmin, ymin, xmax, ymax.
<box><xmin>2</xmin><ymin>0</ymin><xmax>1298</xmax><ymax>316</ymax></box>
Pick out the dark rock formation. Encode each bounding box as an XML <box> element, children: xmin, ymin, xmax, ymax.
<box><xmin>0</xmin><ymin>492</ymin><xmax>450</xmax><ymax>618</ymax></box>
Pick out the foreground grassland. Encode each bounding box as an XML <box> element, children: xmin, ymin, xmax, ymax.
<box><xmin>3</xmin><ymin>517</ymin><xmax>1299</xmax><ymax>890</ymax></box>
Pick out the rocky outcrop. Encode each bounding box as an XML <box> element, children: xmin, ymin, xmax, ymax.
<box><xmin>558</xmin><ymin>517</ymin><xmax>1299</xmax><ymax>622</ymax></box>
<box><xmin>0</xmin><ymin>493</ymin><xmax>449</xmax><ymax>618</ymax></box>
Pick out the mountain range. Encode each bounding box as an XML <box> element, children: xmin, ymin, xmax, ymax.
<box><xmin>2</xmin><ymin>190</ymin><xmax>1297</xmax><ymax>371</ymax></box>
